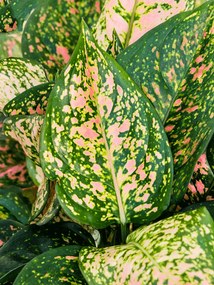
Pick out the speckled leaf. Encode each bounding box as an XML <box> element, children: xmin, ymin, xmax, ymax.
<box><xmin>21</xmin><ymin>0</ymin><xmax>102</xmax><ymax>78</ymax></box>
<box><xmin>179</xmin><ymin>200</ymin><xmax>214</xmax><ymax>219</ymax></box>
<box><xmin>0</xmin><ymin>113</ymin><xmax>32</xmax><ymax>187</ymax></box>
<box><xmin>0</xmin><ymin>57</ymin><xmax>47</xmax><ymax>112</ymax></box>
<box><xmin>185</xmin><ymin>153</ymin><xmax>214</xmax><ymax>204</ymax></box>
<box><xmin>3</xmin><ymin>114</ymin><xmax>44</xmax><ymax>165</ymax></box>
<box><xmin>3</xmin><ymin>82</ymin><xmax>53</xmax><ymax>117</ymax></box>
<box><xmin>0</xmin><ymin>205</ymin><xmax>15</xmax><ymax>220</ymax></box>
<box><xmin>41</xmin><ymin>22</ymin><xmax>173</xmax><ymax>228</ymax></box>
<box><xmin>0</xmin><ymin>219</ymin><xmax>23</xmax><ymax>248</ymax></box>
<box><xmin>0</xmin><ymin>186</ymin><xmax>30</xmax><ymax>224</ymax></box>
<box><xmin>79</xmin><ymin>207</ymin><xmax>214</xmax><ymax>285</ymax></box>
<box><xmin>0</xmin><ymin>4</ymin><xmax>17</xmax><ymax>32</ymax></box>
<box><xmin>0</xmin><ymin>31</ymin><xmax>22</xmax><ymax>60</ymax></box>
<box><xmin>0</xmin><ymin>222</ymin><xmax>95</xmax><ymax>284</ymax></box>
<box><xmin>26</xmin><ymin>157</ymin><xmax>45</xmax><ymax>187</ymax></box>
<box><xmin>117</xmin><ymin>2</ymin><xmax>213</xmax><ymax>121</ymax></box>
<box><xmin>13</xmin><ymin>245</ymin><xmax>86</xmax><ymax>285</ymax></box>
<box><xmin>93</xmin><ymin>0</ymin><xmax>196</xmax><ymax>51</ymax></box>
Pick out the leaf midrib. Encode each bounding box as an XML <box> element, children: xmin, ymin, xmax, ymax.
<box><xmin>124</xmin><ymin>0</ymin><xmax>138</xmax><ymax>48</ymax></box>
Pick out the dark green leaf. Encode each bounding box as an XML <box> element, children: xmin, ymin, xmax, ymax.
<box><xmin>207</xmin><ymin>134</ymin><xmax>214</xmax><ymax>172</ymax></box>
<box><xmin>0</xmin><ymin>222</ymin><xmax>94</xmax><ymax>284</ymax></box>
<box><xmin>0</xmin><ymin>219</ymin><xmax>23</xmax><ymax>248</ymax></box>
<box><xmin>41</xmin><ymin>21</ymin><xmax>173</xmax><ymax>228</ymax></box>
<box><xmin>0</xmin><ymin>186</ymin><xmax>30</xmax><ymax>224</ymax></box>
<box><xmin>26</xmin><ymin>157</ymin><xmax>45</xmax><ymax>187</ymax></box>
<box><xmin>0</xmin><ymin>57</ymin><xmax>47</xmax><ymax>112</ymax></box>
<box><xmin>3</xmin><ymin>82</ymin><xmax>53</xmax><ymax>117</ymax></box>
<box><xmin>79</xmin><ymin>207</ymin><xmax>214</xmax><ymax>284</ymax></box>
<box><xmin>22</xmin><ymin>0</ymin><xmax>102</xmax><ymax>77</ymax></box>
<box><xmin>0</xmin><ymin>4</ymin><xmax>16</xmax><ymax>32</ymax></box>
<box><xmin>13</xmin><ymin>245</ymin><xmax>86</xmax><ymax>285</ymax></box>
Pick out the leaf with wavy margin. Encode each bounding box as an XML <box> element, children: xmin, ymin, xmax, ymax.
<box><xmin>79</xmin><ymin>207</ymin><xmax>214</xmax><ymax>285</ymax></box>
<box><xmin>40</xmin><ymin>22</ymin><xmax>173</xmax><ymax>229</ymax></box>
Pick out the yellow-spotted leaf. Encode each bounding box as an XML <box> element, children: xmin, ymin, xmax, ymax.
<box><xmin>13</xmin><ymin>245</ymin><xmax>86</xmax><ymax>285</ymax></box>
<box><xmin>3</xmin><ymin>82</ymin><xmax>53</xmax><ymax>117</ymax></box>
<box><xmin>40</xmin><ymin>22</ymin><xmax>173</xmax><ymax>229</ymax></box>
<box><xmin>79</xmin><ymin>207</ymin><xmax>214</xmax><ymax>285</ymax></box>
<box><xmin>93</xmin><ymin>0</ymin><xmax>196</xmax><ymax>51</ymax></box>
<box><xmin>117</xmin><ymin>1</ymin><xmax>214</xmax><ymax>203</ymax></box>
<box><xmin>0</xmin><ymin>57</ymin><xmax>47</xmax><ymax>112</ymax></box>
<box><xmin>21</xmin><ymin>0</ymin><xmax>102</xmax><ymax>78</ymax></box>
<box><xmin>3</xmin><ymin>114</ymin><xmax>44</xmax><ymax>165</ymax></box>
<box><xmin>0</xmin><ymin>219</ymin><xmax>23</xmax><ymax>248</ymax></box>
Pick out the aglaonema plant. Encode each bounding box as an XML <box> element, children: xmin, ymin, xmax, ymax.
<box><xmin>0</xmin><ymin>0</ymin><xmax>213</xmax><ymax>284</ymax></box>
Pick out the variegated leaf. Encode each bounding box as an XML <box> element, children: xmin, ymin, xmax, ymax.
<box><xmin>41</xmin><ymin>22</ymin><xmax>173</xmax><ymax>229</ymax></box>
<box><xmin>13</xmin><ymin>245</ymin><xmax>86</xmax><ymax>285</ymax></box>
<box><xmin>79</xmin><ymin>207</ymin><xmax>214</xmax><ymax>285</ymax></box>
<box><xmin>3</xmin><ymin>114</ymin><xmax>44</xmax><ymax>165</ymax></box>
<box><xmin>0</xmin><ymin>113</ymin><xmax>31</xmax><ymax>187</ymax></box>
<box><xmin>0</xmin><ymin>31</ymin><xmax>22</xmax><ymax>60</ymax></box>
<box><xmin>0</xmin><ymin>205</ymin><xmax>15</xmax><ymax>220</ymax></box>
<box><xmin>0</xmin><ymin>57</ymin><xmax>47</xmax><ymax>112</ymax></box>
<box><xmin>22</xmin><ymin>0</ymin><xmax>102</xmax><ymax>78</ymax></box>
<box><xmin>3</xmin><ymin>82</ymin><xmax>53</xmax><ymax>116</ymax></box>
<box><xmin>117</xmin><ymin>2</ymin><xmax>214</xmax><ymax>203</ymax></box>
<box><xmin>93</xmin><ymin>0</ymin><xmax>196</xmax><ymax>51</ymax></box>
<box><xmin>0</xmin><ymin>219</ymin><xmax>23</xmax><ymax>248</ymax></box>
<box><xmin>0</xmin><ymin>4</ymin><xmax>17</xmax><ymax>32</ymax></box>
<box><xmin>0</xmin><ymin>186</ymin><xmax>30</xmax><ymax>224</ymax></box>
<box><xmin>26</xmin><ymin>157</ymin><xmax>45</xmax><ymax>187</ymax></box>
<box><xmin>0</xmin><ymin>222</ymin><xmax>95</xmax><ymax>284</ymax></box>
<box><xmin>117</xmin><ymin>2</ymin><xmax>213</xmax><ymax>121</ymax></box>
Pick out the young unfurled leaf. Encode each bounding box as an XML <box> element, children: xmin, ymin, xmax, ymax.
<box><xmin>3</xmin><ymin>82</ymin><xmax>53</xmax><ymax>116</ymax></box>
<box><xmin>0</xmin><ymin>57</ymin><xmax>47</xmax><ymax>112</ymax></box>
<box><xmin>0</xmin><ymin>186</ymin><xmax>30</xmax><ymax>224</ymax></box>
<box><xmin>0</xmin><ymin>113</ymin><xmax>31</xmax><ymax>187</ymax></box>
<box><xmin>13</xmin><ymin>245</ymin><xmax>86</xmax><ymax>285</ymax></box>
<box><xmin>79</xmin><ymin>207</ymin><xmax>214</xmax><ymax>285</ymax></box>
<box><xmin>117</xmin><ymin>2</ymin><xmax>214</xmax><ymax>203</ymax></box>
<box><xmin>21</xmin><ymin>0</ymin><xmax>102</xmax><ymax>78</ymax></box>
<box><xmin>41</xmin><ymin>22</ymin><xmax>173</xmax><ymax>229</ymax></box>
<box><xmin>94</xmin><ymin>0</ymin><xmax>196</xmax><ymax>51</ymax></box>
<box><xmin>0</xmin><ymin>31</ymin><xmax>22</xmax><ymax>60</ymax></box>
<box><xmin>0</xmin><ymin>222</ymin><xmax>95</xmax><ymax>284</ymax></box>
<box><xmin>3</xmin><ymin>114</ymin><xmax>44</xmax><ymax>165</ymax></box>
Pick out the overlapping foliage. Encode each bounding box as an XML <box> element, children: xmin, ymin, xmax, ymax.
<box><xmin>0</xmin><ymin>0</ymin><xmax>213</xmax><ymax>284</ymax></box>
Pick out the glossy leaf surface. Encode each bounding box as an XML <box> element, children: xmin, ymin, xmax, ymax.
<box><xmin>0</xmin><ymin>222</ymin><xmax>94</xmax><ymax>284</ymax></box>
<box><xmin>3</xmin><ymin>82</ymin><xmax>53</xmax><ymax>116</ymax></box>
<box><xmin>79</xmin><ymin>207</ymin><xmax>214</xmax><ymax>285</ymax></box>
<box><xmin>22</xmin><ymin>0</ymin><xmax>102</xmax><ymax>77</ymax></box>
<box><xmin>13</xmin><ymin>245</ymin><xmax>86</xmax><ymax>285</ymax></box>
<box><xmin>94</xmin><ymin>0</ymin><xmax>195</xmax><ymax>51</ymax></box>
<box><xmin>0</xmin><ymin>186</ymin><xmax>30</xmax><ymax>224</ymax></box>
<box><xmin>3</xmin><ymin>114</ymin><xmax>44</xmax><ymax>165</ymax></box>
<box><xmin>118</xmin><ymin>2</ymin><xmax>214</xmax><ymax>203</ymax></box>
<box><xmin>0</xmin><ymin>57</ymin><xmax>47</xmax><ymax>112</ymax></box>
<box><xmin>41</xmin><ymin>22</ymin><xmax>173</xmax><ymax>228</ymax></box>
<box><xmin>0</xmin><ymin>113</ymin><xmax>31</xmax><ymax>187</ymax></box>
